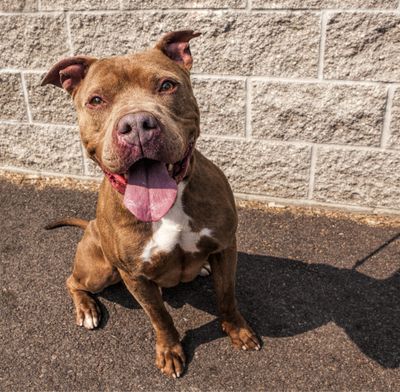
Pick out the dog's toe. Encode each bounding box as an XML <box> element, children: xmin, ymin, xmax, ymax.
<box><xmin>75</xmin><ymin>297</ymin><xmax>101</xmax><ymax>330</ymax></box>
<box><xmin>156</xmin><ymin>342</ymin><xmax>186</xmax><ymax>378</ymax></box>
<box><xmin>222</xmin><ymin>320</ymin><xmax>261</xmax><ymax>351</ymax></box>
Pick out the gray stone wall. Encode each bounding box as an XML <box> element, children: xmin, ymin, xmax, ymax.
<box><xmin>1</xmin><ymin>1</ymin><xmax>399</xmax><ymax>214</ymax></box>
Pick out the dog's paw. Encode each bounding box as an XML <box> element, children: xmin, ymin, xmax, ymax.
<box><xmin>75</xmin><ymin>296</ymin><xmax>101</xmax><ymax>330</ymax></box>
<box><xmin>155</xmin><ymin>342</ymin><xmax>186</xmax><ymax>378</ymax></box>
<box><xmin>222</xmin><ymin>320</ymin><xmax>261</xmax><ymax>351</ymax></box>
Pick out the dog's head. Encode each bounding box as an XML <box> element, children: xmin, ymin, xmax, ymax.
<box><xmin>42</xmin><ymin>31</ymin><xmax>201</xmax><ymax>221</ymax></box>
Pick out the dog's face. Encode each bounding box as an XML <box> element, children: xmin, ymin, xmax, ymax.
<box><xmin>77</xmin><ymin>51</ymin><xmax>199</xmax><ymax>176</ymax></box>
<box><xmin>42</xmin><ymin>31</ymin><xmax>201</xmax><ymax>221</ymax></box>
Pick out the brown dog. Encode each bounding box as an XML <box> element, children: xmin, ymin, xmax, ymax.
<box><xmin>42</xmin><ymin>30</ymin><xmax>260</xmax><ymax>378</ymax></box>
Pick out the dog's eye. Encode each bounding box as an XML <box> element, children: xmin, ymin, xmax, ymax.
<box><xmin>159</xmin><ymin>80</ymin><xmax>176</xmax><ymax>93</ymax></box>
<box><xmin>88</xmin><ymin>96</ymin><xmax>104</xmax><ymax>106</ymax></box>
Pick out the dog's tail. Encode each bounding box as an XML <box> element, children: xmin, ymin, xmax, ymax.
<box><xmin>44</xmin><ymin>218</ymin><xmax>89</xmax><ymax>230</ymax></box>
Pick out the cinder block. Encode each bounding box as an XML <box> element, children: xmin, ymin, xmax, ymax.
<box><xmin>121</xmin><ymin>0</ymin><xmax>245</xmax><ymax>8</ymax></box>
<box><xmin>192</xmin><ymin>78</ymin><xmax>246</xmax><ymax>136</ymax></box>
<box><xmin>0</xmin><ymin>15</ymin><xmax>70</xmax><ymax>69</ymax></box>
<box><xmin>26</xmin><ymin>73</ymin><xmax>76</xmax><ymax>125</ymax></box>
<box><xmin>314</xmin><ymin>147</ymin><xmax>400</xmax><ymax>209</ymax></box>
<box><xmin>388</xmin><ymin>87</ymin><xmax>400</xmax><ymax>150</ymax></box>
<box><xmin>84</xmin><ymin>155</ymin><xmax>103</xmax><ymax>177</ymax></box>
<box><xmin>197</xmin><ymin>136</ymin><xmax>311</xmax><ymax>198</ymax></box>
<box><xmin>251</xmin><ymin>81</ymin><xmax>386</xmax><ymax>146</ymax></box>
<box><xmin>0</xmin><ymin>74</ymin><xmax>28</xmax><ymax>121</ymax></box>
<box><xmin>40</xmin><ymin>0</ymin><xmax>120</xmax><ymax>10</ymax></box>
<box><xmin>1</xmin><ymin>0</ymin><xmax>38</xmax><ymax>11</ymax></box>
<box><xmin>324</xmin><ymin>13</ymin><xmax>400</xmax><ymax>82</ymax></box>
<box><xmin>252</xmin><ymin>0</ymin><xmax>398</xmax><ymax>9</ymax></box>
<box><xmin>70</xmin><ymin>11</ymin><xmax>320</xmax><ymax>77</ymax></box>
<box><xmin>0</xmin><ymin>123</ymin><xmax>84</xmax><ymax>175</ymax></box>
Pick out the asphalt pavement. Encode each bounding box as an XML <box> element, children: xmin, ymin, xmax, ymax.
<box><xmin>1</xmin><ymin>176</ymin><xmax>399</xmax><ymax>391</ymax></box>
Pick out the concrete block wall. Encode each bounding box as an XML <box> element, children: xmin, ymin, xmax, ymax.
<box><xmin>1</xmin><ymin>1</ymin><xmax>399</xmax><ymax>214</ymax></box>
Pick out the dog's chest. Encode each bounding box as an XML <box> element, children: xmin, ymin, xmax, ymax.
<box><xmin>140</xmin><ymin>182</ymin><xmax>212</xmax><ymax>263</ymax></box>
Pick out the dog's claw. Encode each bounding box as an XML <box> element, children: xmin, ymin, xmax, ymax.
<box><xmin>75</xmin><ymin>296</ymin><xmax>101</xmax><ymax>330</ymax></box>
<box><xmin>83</xmin><ymin>316</ymin><xmax>94</xmax><ymax>329</ymax></box>
<box><xmin>156</xmin><ymin>342</ymin><xmax>185</xmax><ymax>379</ymax></box>
<box><xmin>222</xmin><ymin>320</ymin><xmax>261</xmax><ymax>352</ymax></box>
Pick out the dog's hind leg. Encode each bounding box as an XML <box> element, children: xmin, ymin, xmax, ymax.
<box><xmin>66</xmin><ymin>220</ymin><xmax>120</xmax><ymax>329</ymax></box>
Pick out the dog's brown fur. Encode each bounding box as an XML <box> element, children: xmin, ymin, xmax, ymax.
<box><xmin>43</xmin><ymin>30</ymin><xmax>260</xmax><ymax>378</ymax></box>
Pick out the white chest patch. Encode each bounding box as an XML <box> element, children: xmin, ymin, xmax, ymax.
<box><xmin>141</xmin><ymin>182</ymin><xmax>213</xmax><ymax>262</ymax></box>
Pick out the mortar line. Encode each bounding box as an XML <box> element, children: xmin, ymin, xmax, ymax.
<box><xmin>196</xmin><ymin>74</ymin><xmax>396</xmax><ymax>87</ymax></box>
<box><xmin>200</xmin><ymin>134</ymin><xmax>400</xmax><ymax>152</ymax></box>
<box><xmin>0</xmin><ymin>69</ymin><xmax>48</xmax><ymax>74</ymax></box>
<box><xmin>65</xmin><ymin>12</ymin><xmax>74</xmax><ymax>56</ymax></box>
<box><xmin>37</xmin><ymin>0</ymin><xmax>41</xmax><ymax>11</ymax></box>
<box><xmin>233</xmin><ymin>192</ymin><xmax>374</xmax><ymax>212</ymax></box>
<box><xmin>119</xmin><ymin>0</ymin><xmax>124</xmax><ymax>10</ymax></box>
<box><xmin>247</xmin><ymin>76</ymin><xmax>394</xmax><ymax>86</ymax></box>
<box><xmin>246</xmin><ymin>8</ymin><xmax>399</xmax><ymax>13</ymax></box>
<box><xmin>0</xmin><ymin>11</ymin><xmax>65</xmax><ymax>16</ymax></box>
<box><xmin>234</xmin><ymin>192</ymin><xmax>400</xmax><ymax>216</ymax></box>
<box><xmin>317</xmin><ymin>11</ymin><xmax>328</xmax><ymax>80</ymax></box>
<box><xmin>380</xmin><ymin>85</ymin><xmax>395</xmax><ymax>148</ymax></box>
<box><xmin>1</xmin><ymin>9</ymin><xmax>398</xmax><ymax>16</ymax></box>
<box><xmin>307</xmin><ymin>145</ymin><xmax>318</xmax><ymax>200</ymax></box>
<box><xmin>20</xmin><ymin>73</ymin><xmax>33</xmax><ymax>124</ymax></box>
<box><xmin>80</xmin><ymin>141</ymin><xmax>90</xmax><ymax>176</ymax></box>
<box><xmin>1</xmin><ymin>68</ymin><xmax>397</xmax><ymax>87</ymax></box>
<box><xmin>245</xmin><ymin>78</ymin><xmax>252</xmax><ymax>139</ymax></box>
<box><xmin>246</xmin><ymin>0</ymin><xmax>252</xmax><ymax>11</ymax></box>
<box><xmin>0</xmin><ymin>119</ymin><xmax>76</xmax><ymax>128</ymax></box>
<box><xmin>0</xmin><ymin>165</ymin><xmax>102</xmax><ymax>182</ymax></box>
<box><xmin>32</xmin><ymin>121</ymin><xmax>76</xmax><ymax>128</ymax></box>
<box><xmin>192</xmin><ymin>74</ymin><xmax>246</xmax><ymax>81</ymax></box>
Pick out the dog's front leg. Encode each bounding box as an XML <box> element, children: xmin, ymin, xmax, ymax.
<box><xmin>209</xmin><ymin>242</ymin><xmax>261</xmax><ymax>351</ymax></box>
<box><xmin>118</xmin><ymin>269</ymin><xmax>185</xmax><ymax>378</ymax></box>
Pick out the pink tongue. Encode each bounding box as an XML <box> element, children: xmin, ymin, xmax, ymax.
<box><xmin>123</xmin><ymin>159</ymin><xmax>177</xmax><ymax>222</ymax></box>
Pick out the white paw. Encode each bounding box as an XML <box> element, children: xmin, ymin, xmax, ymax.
<box><xmin>77</xmin><ymin>310</ymin><xmax>100</xmax><ymax>330</ymax></box>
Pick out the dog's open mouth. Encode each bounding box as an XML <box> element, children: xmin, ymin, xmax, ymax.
<box><xmin>106</xmin><ymin>143</ymin><xmax>194</xmax><ymax>222</ymax></box>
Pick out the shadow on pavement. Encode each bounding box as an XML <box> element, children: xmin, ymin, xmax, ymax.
<box><xmin>100</xmin><ymin>251</ymin><xmax>400</xmax><ymax>369</ymax></box>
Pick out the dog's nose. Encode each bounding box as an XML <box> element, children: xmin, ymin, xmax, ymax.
<box><xmin>117</xmin><ymin>112</ymin><xmax>159</xmax><ymax>144</ymax></box>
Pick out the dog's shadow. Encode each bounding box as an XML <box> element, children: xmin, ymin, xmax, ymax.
<box><xmin>100</xmin><ymin>251</ymin><xmax>400</xmax><ymax>369</ymax></box>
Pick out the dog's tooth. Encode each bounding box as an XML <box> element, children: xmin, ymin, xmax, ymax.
<box><xmin>167</xmin><ymin>163</ymin><xmax>174</xmax><ymax>176</ymax></box>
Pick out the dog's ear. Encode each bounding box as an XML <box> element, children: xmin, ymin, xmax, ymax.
<box><xmin>41</xmin><ymin>56</ymin><xmax>97</xmax><ymax>95</ymax></box>
<box><xmin>155</xmin><ymin>30</ymin><xmax>201</xmax><ymax>71</ymax></box>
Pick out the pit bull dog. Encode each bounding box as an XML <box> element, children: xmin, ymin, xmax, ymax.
<box><xmin>42</xmin><ymin>30</ymin><xmax>260</xmax><ymax>378</ymax></box>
